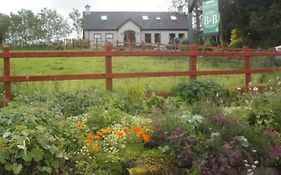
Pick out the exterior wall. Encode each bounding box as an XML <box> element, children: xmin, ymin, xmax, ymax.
<box><xmin>84</xmin><ymin>29</ymin><xmax>188</xmax><ymax>47</ymax></box>
<box><xmin>117</xmin><ymin>21</ymin><xmax>141</xmax><ymax>43</ymax></box>
<box><xmin>140</xmin><ymin>30</ymin><xmax>188</xmax><ymax>44</ymax></box>
<box><xmin>84</xmin><ymin>30</ymin><xmax>118</xmax><ymax>47</ymax></box>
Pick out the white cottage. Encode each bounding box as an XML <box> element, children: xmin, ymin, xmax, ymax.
<box><xmin>83</xmin><ymin>6</ymin><xmax>189</xmax><ymax>47</ymax></box>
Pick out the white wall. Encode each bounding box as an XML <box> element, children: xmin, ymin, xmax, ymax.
<box><xmin>84</xmin><ymin>30</ymin><xmax>118</xmax><ymax>47</ymax></box>
<box><xmin>84</xmin><ymin>29</ymin><xmax>188</xmax><ymax>47</ymax></box>
<box><xmin>118</xmin><ymin>21</ymin><xmax>141</xmax><ymax>43</ymax></box>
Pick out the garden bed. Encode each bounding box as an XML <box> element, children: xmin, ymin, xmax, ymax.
<box><xmin>0</xmin><ymin>78</ymin><xmax>281</xmax><ymax>174</ymax></box>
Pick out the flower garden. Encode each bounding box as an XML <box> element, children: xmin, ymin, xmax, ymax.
<box><xmin>0</xmin><ymin>76</ymin><xmax>281</xmax><ymax>175</ymax></box>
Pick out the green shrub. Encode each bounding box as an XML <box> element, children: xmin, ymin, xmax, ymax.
<box><xmin>0</xmin><ymin>106</ymin><xmax>75</xmax><ymax>175</ymax></box>
<box><xmin>172</xmin><ymin>80</ymin><xmax>227</xmax><ymax>104</ymax></box>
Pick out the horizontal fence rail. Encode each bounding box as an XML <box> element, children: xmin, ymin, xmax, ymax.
<box><xmin>1</xmin><ymin>43</ymin><xmax>281</xmax><ymax>107</ymax></box>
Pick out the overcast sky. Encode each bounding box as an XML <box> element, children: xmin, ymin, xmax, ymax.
<box><xmin>0</xmin><ymin>0</ymin><xmax>172</xmax><ymax>17</ymax></box>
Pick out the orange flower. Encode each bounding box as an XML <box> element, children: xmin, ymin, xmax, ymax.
<box><xmin>92</xmin><ymin>144</ymin><xmax>100</xmax><ymax>152</ymax></box>
<box><xmin>96</xmin><ymin>131</ymin><xmax>103</xmax><ymax>137</ymax></box>
<box><xmin>133</xmin><ymin>126</ymin><xmax>145</xmax><ymax>137</ymax></box>
<box><xmin>94</xmin><ymin>134</ymin><xmax>101</xmax><ymax>141</ymax></box>
<box><xmin>142</xmin><ymin>134</ymin><xmax>151</xmax><ymax>142</ymax></box>
<box><xmin>102</xmin><ymin>128</ymin><xmax>111</xmax><ymax>134</ymax></box>
<box><xmin>133</xmin><ymin>126</ymin><xmax>143</xmax><ymax>133</ymax></box>
<box><xmin>123</xmin><ymin>127</ymin><xmax>131</xmax><ymax>133</ymax></box>
<box><xmin>84</xmin><ymin>133</ymin><xmax>94</xmax><ymax>144</ymax></box>
<box><xmin>115</xmin><ymin>130</ymin><xmax>126</xmax><ymax>137</ymax></box>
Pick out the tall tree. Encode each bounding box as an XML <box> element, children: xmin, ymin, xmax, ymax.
<box><xmin>69</xmin><ymin>9</ymin><xmax>84</xmax><ymax>39</ymax></box>
<box><xmin>0</xmin><ymin>13</ymin><xmax>10</xmax><ymax>44</ymax></box>
<box><xmin>38</xmin><ymin>8</ymin><xmax>70</xmax><ymax>43</ymax></box>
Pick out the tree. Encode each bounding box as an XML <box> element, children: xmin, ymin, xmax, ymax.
<box><xmin>69</xmin><ymin>9</ymin><xmax>84</xmax><ymax>39</ymax></box>
<box><xmin>38</xmin><ymin>8</ymin><xmax>70</xmax><ymax>44</ymax></box>
<box><xmin>0</xmin><ymin>13</ymin><xmax>10</xmax><ymax>44</ymax></box>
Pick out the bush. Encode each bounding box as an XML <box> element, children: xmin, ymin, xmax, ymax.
<box><xmin>172</xmin><ymin>80</ymin><xmax>227</xmax><ymax>104</ymax></box>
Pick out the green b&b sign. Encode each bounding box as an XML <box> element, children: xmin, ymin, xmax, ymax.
<box><xmin>202</xmin><ymin>0</ymin><xmax>220</xmax><ymax>35</ymax></box>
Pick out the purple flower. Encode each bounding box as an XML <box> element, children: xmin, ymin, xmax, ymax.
<box><xmin>265</xmin><ymin>128</ymin><xmax>279</xmax><ymax>138</ymax></box>
<box><xmin>270</xmin><ymin>146</ymin><xmax>281</xmax><ymax>159</ymax></box>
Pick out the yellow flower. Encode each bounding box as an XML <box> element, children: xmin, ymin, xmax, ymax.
<box><xmin>75</xmin><ymin>120</ymin><xmax>84</xmax><ymax>129</ymax></box>
<box><xmin>92</xmin><ymin>144</ymin><xmax>100</xmax><ymax>152</ymax></box>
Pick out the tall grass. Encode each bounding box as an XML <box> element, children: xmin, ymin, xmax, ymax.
<box><xmin>0</xmin><ymin>55</ymin><xmax>279</xmax><ymax>98</ymax></box>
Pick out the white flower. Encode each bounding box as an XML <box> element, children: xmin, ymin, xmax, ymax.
<box><xmin>253</xmin><ymin>87</ymin><xmax>258</xmax><ymax>91</ymax></box>
<box><xmin>236</xmin><ymin>87</ymin><xmax>242</xmax><ymax>91</ymax></box>
<box><xmin>244</xmin><ymin>160</ymin><xmax>248</xmax><ymax>163</ymax></box>
<box><xmin>254</xmin><ymin>160</ymin><xmax>259</xmax><ymax>164</ymax></box>
<box><xmin>245</xmin><ymin>164</ymin><xmax>250</xmax><ymax>167</ymax></box>
<box><xmin>252</xmin><ymin>165</ymin><xmax>256</xmax><ymax>169</ymax></box>
<box><xmin>252</xmin><ymin>150</ymin><xmax>257</xmax><ymax>153</ymax></box>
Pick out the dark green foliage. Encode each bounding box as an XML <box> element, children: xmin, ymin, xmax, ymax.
<box><xmin>173</xmin><ymin>80</ymin><xmax>227</xmax><ymax>104</ymax></box>
<box><xmin>53</xmin><ymin>90</ymin><xmax>102</xmax><ymax>117</ymax></box>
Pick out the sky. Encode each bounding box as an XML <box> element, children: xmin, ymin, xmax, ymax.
<box><xmin>0</xmin><ymin>0</ymin><xmax>172</xmax><ymax>17</ymax></box>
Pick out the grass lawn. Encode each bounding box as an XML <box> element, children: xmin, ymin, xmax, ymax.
<box><xmin>0</xmin><ymin>55</ymin><xmax>279</xmax><ymax>98</ymax></box>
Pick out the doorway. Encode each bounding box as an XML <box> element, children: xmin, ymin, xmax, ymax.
<box><xmin>124</xmin><ymin>30</ymin><xmax>136</xmax><ymax>45</ymax></box>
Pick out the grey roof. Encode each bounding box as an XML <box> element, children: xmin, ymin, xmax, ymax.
<box><xmin>83</xmin><ymin>12</ymin><xmax>188</xmax><ymax>31</ymax></box>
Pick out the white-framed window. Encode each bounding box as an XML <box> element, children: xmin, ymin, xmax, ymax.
<box><xmin>94</xmin><ymin>33</ymin><xmax>102</xmax><ymax>43</ymax></box>
<box><xmin>101</xmin><ymin>15</ymin><xmax>107</xmax><ymax>20</ymax></box>
<box><xmin>170</xmin><ymin>16</ymin><xmax>177</xmax><ymax>20</ymax></box>
<box><xmin>142</xmin><ymin>16</ymin><xmax>149</xmax><ymax>20</ymax></box>
<box><xmin>105</xmin><ymin>33</ymin><xmax>113</xmax><ymax>43</ymax></box>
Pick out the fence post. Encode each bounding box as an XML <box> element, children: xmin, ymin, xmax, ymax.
<box><xmin>116</xmin><ymin>40</ymin><xmax>119</xmax><ymax>49</ymax></box>
<box><xmin>141</xmin><ymin>41</ymin><xmax>145</xmax><ymax>51</ymax></box>
<box><xmin>104</xmin><ymin>42</ymin><xmax>113</xmax><ymax>91</ymax></box>
<box><xmin>157</xmin><ymin>42</ymin><xmax>160</xmax><ymax>51</ymax></box>
<box><xmin>243</xmin><ymin>46</ymin><xmax>251</xmax><ymax>89</ymax></box>
<box><xmin>189</xmin><ymin>44</ymin><xmax>198</xmax><ymax>80</ymax></box>
<box><xmin>95</xmin><ymin>39</ymin><xmax>98</xmax><ymax>49</ymax></box>
<box><xmin>3</xmin><ymin>46</ymin><xmax>11</xmax><ymax>101</ymax></box>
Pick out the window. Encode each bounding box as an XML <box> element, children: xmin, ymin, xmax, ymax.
<box><xmin>169</xmin><ymin>33</ymin><xmax>176</xmax><ymax>43</ymax></box>
<box><xmin>101</xmin><ymin>15</ymin><xmax>107</xmax><ymax>20</ymax></box>
<box><xmin>142</xmin><ymin>16</ymin><xmax>149</xmax><ymax>20</ymax></box>
<box><xmin>156</xmin><ymin>17</ymin><xmax>161</xmax><ymax>20</ymax></box>
<box><xmin>170</xmin><ymin>16</ymin><xmax>177</xmax><ymax>20</ymax></box>
<box><xmin>179</xmin><ymin>33</ymin><xmax>185</xmax><ymax>39</ymax></box>
<box><xmin>154</xmin><ymin>33</ymin><xmax>161</xmax><ymax>43</ymax></box>
<box><xmin>105</xmin><ymin>33</ymin><xmax>113</xmax><ymax>43</ymax></box>
<box><xmin>94</xmin><ymin>33</ymin><xmax>102</xmax><ymax>43</ymax></box>
<box><xmin>145</xmin><ymin>33</ymin><xmax>151</xmax><ymax>43</ymax></box>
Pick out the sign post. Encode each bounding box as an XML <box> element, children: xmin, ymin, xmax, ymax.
<box><xmin>202</xmin><ymin>0</ymin><xmax>220</xmax><ymax>35</ymax></box>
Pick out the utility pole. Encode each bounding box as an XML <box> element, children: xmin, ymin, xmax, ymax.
<box><xmin>187</xmin><ymin>0</ymin><xmax>197</xmax><ymax>44</ymax></box>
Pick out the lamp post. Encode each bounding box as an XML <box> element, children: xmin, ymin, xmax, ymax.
<box><xmin>186</xmin><ymin>0</ymin><xmax>197</xmax><ymax>44</ymax></box>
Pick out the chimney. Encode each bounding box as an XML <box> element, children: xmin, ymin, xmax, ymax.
<box><xmin>85</xmin><ymin>5</ymin><xmax>91</xmax><ymax>15</ymax></box>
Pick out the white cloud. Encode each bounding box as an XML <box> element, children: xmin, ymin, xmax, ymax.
<box><xmin>1</xmin><ymin>0</ymin><xmax>172</xmax><ymax>17</ymax></box>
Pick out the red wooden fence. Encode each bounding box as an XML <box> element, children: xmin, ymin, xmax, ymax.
<box><xmin>1</xmin><ymin>43</ymin><xmax>281</xmax><ymax>107</ymax></box>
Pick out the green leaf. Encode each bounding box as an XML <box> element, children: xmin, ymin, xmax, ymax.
<box><xmin>31</xmin><ymin>147</ymin><xmax>44</xmax><ymax>162</ymax></box>
<box><xmin>41</xmin><ymin>166</ymin><xmax>53</xmax><ymax>173</ymax></box>
<box><xmin>22</xmin><ymin>153</ymin><xmax>32</xmax><ymax>162</ymax></box>
<box><xmin>0</xmin><ymin>149</ymin><xmax>9</xmax><ymax>163</ymax></box>
<box><xmin>11</xmin><ymin>163</ymin><xmax>22</xmax><ymax>175</ymax></box>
